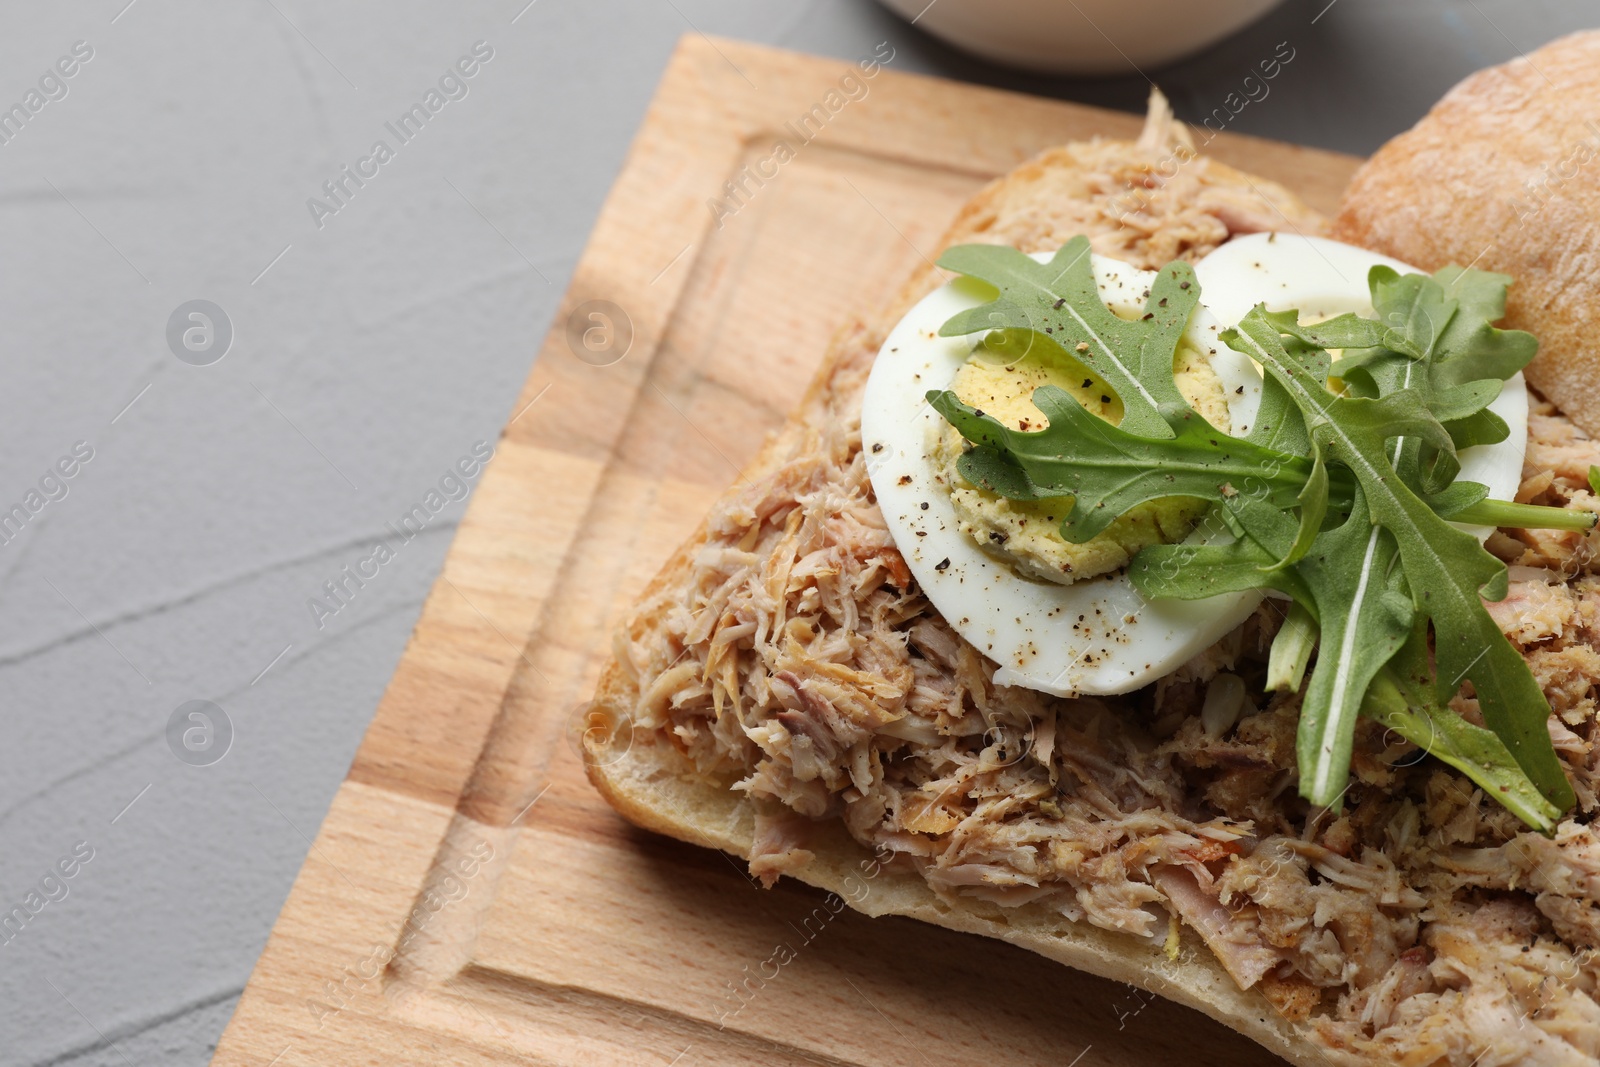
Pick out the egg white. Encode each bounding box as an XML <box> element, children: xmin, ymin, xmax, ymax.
<box><xmin>861</xmin><ymin>252</ymin><xmax>1265</xmax><ymax>697</ymax></box>
<box><xmin>1194</xmin><ymin>233</ymin><xmax>1528</xmax><ymax>542</ymax></box>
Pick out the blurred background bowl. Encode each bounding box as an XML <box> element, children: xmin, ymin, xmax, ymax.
<box><xmin>878</xmin><ymin>0</ymin><xmax>1288</xmax><ymax>75</ymax></box>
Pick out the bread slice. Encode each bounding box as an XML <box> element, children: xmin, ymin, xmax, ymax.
<box><xmin>583</xmin><ymin>98</ymin><xmax>1333</xmax><ymax>1066</ymax></box>
<box><xmin>1332</xmin><ymin>30</ymin><xmax>1600</xmax><ymax>437</ymax></box>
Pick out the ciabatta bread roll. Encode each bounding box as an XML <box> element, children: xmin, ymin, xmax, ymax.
<box><xmin>1333</xmin><ymin>30</ymin><xmax>1600</xmax><ymax>435</ymax></box>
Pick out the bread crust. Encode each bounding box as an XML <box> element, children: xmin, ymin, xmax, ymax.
<box><xmin>1332</xmin><ymin>29</ymin><xmax>1600</xmax><ymax>436</ymax></box>
<box><xmin>584</xmin><ymin>126</ymin><xmax>1336</xmax><ymax>1065</ymax></box>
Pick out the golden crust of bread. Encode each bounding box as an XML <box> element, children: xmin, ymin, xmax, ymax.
<box><xmin>1332</xmin><ymin>30</ymin><xmax>1600</xmax><ymax>436</ymax></box>
<box><xmin>583</xmin><ymin>118</ymin><xmax>1336</xmax><ymax>1066</ymax></box>
<box><xmin>586</xmin><ymin>727</ymin><xmax>1328</xmax><ymax>1065</ymax></box>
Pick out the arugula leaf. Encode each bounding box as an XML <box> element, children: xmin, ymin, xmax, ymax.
<box><xmin>1441</xmin><ymin>407</ymin><xmax>1511</xmax><ymax>452</ymax></box>
<box><xmin>1332</xmin><ymin>266</ymin><xmax>1453</xmax><ymax>387</ymax></box>
<box><xmin>1429</xmin><ymin>265</ymin><xmax>1539</xmax><ymax>389</ymax></box>
<box><xmin>1131</xmin><ymin>544</ymin><xmax>1312</xmax><ymax>603</ymax></box>
<box><xmin>1334</xmin><ymin>267</ymin><xmax>1533</xmax><ymax>495</ymax></box>
<box><xmin>1285</xmin><ymin>489</ymin><xmax>1413</xmax><ymax>805</ymax></box>
<box><xmin>1131</xmin><ymin>493</ymin><xmax>1306</xmax><ymax>596</ymax></box>
<box><xmin>1269</xmin><ymin>308</ymin><xmax>1419</xmax><ymax>359</ymax></box>
<box><xmin>1277</xmin><ymin>443</ymin><xmax>1329</xmax><ymax>570</ymax></box>
<box><xmin>1266</xmin><ymin>602</ymin><xmax>1317</xmax><ymax>693</ymax></box>
<box><xmin>1366</xmin><ymin>619</ymin><xmax>1562</xmax><ymax>832</ymax></box>
<box><xmin>1455</xmin><ymin>497</ymin><xmax>1596</xmax><ymax>531</ymax></box>
<box><xmin>1145</xmin><ymin>488</ymin><xmax>1414</xmax><ymax>805</ymax></box>
<box><xmin>1266</xmin><ymin>307</ymin><xmax>1499</xmax><ymax>492</ymax></box>
<box><xmin>1424</xmin><ymin>480</ymin><xmax>1489</xmax><ymax>519</ymax></box>
<box><xmin>1226</xmin><ymin>310</ymin><xmax>1575</xmax><ymax>811</ymax></box>
<box><xmin>1132</xmin><ymin>500</ymin><xmax>1562</xmax><ymax>816</ymax></box>
<box><xmin>926</xmin><ymin>387</ymin><xmax>1310</xmax><ymax>544</ymax></box>
<box><xmin>1337</xmin><ymin>267</ymin><xmax>1533</xmax><ymax>463</ymax></box>
<box><xmin>936</xmin><ymin>237</ymin><xmax>1198</xmax><ymax>439</ymax></box>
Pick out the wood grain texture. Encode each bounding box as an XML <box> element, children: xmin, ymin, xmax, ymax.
<box><xmin>211</xmin><ymin>35</ymin><xmax>1359</xmax><ymax>1067</ymax></box>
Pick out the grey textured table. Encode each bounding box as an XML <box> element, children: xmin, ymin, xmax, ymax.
<box><xmin>0</xmin><ymin>2</ymin><xmax>1588</xmax><ymax>1064</ymax></box>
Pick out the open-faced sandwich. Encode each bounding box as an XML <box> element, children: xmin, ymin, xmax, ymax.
<box><xmin>583</xmin><ymin>31</ymin><xmax>1600</xmax><ymax>1066</ymax></box>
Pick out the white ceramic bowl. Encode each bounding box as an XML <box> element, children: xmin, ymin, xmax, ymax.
<box><xmin>878</xmin><ymin>0</ymin><xmax>1287</xmax><ymax>76</ymax></box>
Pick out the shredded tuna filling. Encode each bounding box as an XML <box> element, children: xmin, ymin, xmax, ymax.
<box><xmin>610</xmin><ymin>124</ymin><xmax>1600</xmax><ymax>1066</ymax></box>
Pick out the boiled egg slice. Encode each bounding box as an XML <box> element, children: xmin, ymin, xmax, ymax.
<box><xmin>861</xmin><ymin>252</ymin><xmax>1264</xmax><ymax>697</ymax></box>
<box><xmin>1194</xmin><ymin>232</ymin><xmax>1528</xmax><ymax>541</ymax></box>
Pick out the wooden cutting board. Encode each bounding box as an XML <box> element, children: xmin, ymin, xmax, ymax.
<box><xmin>211</xmin><ymin>36</ymin><xmax>1358</xmax><ymax>1067</ymax></box>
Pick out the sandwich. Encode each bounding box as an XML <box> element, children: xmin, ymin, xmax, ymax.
<box><xmin>582</xmin><ymin>33</ymin><xmax>1600</xmax><ymax>1067</ymax></box>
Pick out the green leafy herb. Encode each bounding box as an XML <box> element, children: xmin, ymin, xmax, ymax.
<box><xmin>927</xmin><ymin>240</ymin><xmax>1590</xmax><ymax>828</ymax></box>
<box><xmin>1366</xmin><ymin>619</ymin><xmax>1563</xmax><ymax>831</ymax></box>
<box><xmin>937</xmin><ymin>236</ymin><xmax>1198</xmax><ymax>439</ymax></box>
<box><xmin>927</xmin><ymin>389</ymin><xmax>1309</xmax><ymax>544</ymax></box>
<box><xmin>1336</xmin><ymin>265</ymin><xmax>1537</xmax><ymax>395</ymax></box>
<box><xmin>1266</xmin><ymin>602</ymin><xmax>1317</xmax><ymax>693</ymax></box>
<box><xmin>1135</xmin><ymin>487</ymin><xmax>1414</xmax><ymax>804</ymax></box>
<box><xmin>1226</xmin><ymin>311</ymin><xmax>1574</xmax><ymax>810</ymax></box>
<box><xmin>1455</xmin><ymin>498</ymin><xmax>1595</xmax><ymax>531</ymax></box>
